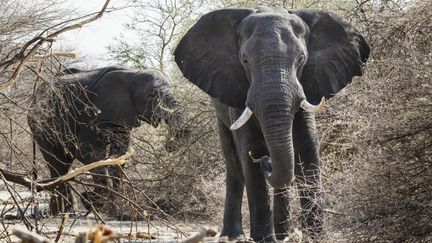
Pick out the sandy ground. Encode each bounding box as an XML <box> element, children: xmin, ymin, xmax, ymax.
<box><xmin>2</xmin><ymin>215</ymin><xmax>221</xmax><ymax>242</ymax></box>
<box><xmin>3</xmin><ymin>218</ymin><xmax>220</xmax><ymax>242</ymax></box>
<box><xmin>0</xmin><ymin>190</ymin><xmax>221</xmax><ymax>242</ymax></box>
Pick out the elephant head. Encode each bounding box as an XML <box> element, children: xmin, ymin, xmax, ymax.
<box><xmin>175</xmin><ymin>8</ymin><xmax>369</xmax><ymax>188</ymax></box>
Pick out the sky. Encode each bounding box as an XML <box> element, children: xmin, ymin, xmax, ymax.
<box><xmin>54</xmin><ymin>0</ymin><xmax>136</xmax><ymax>65</ymax></box>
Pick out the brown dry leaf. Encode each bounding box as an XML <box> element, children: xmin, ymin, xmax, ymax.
<box><xmin>87</xmin><ymin>225</ymin><xmax>119</xmax><ymax>243</ymax></box>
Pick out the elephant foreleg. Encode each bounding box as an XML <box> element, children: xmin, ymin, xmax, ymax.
<box><xmin>232</xmin><ymin>126</ymin><xmax>274</xmax><ymax>242</ymax></box>
<box><xmin>76</xmin><ymin>138</ymin><xmax>111</xmax><ymax>210</ymax></box>
<box><xmin>293</xmin><ymin>112</ymin><xmax>324</xmax><ymax>237</ymax></box>
<box><xmin>273</xmin><ymin>188</ymin><xmax>291</xmax><ymax>240</ymax></box>
<box><xmin>105</xmin><ymin>127</ymin><xmax>131</xmax><ymax>190</ymax></box>
<box><xmin>40</xmin><ymin>148</ymin><xmax>75</xmax><ymax>215</ymax></box>
<box><xmin>240</xmin><ymin>153</ymin><xmax>274</xmax><ymax>242</ymax></box>
<box><xmin>217</xmin><ymin>119</ymin><xmax>245</xmax><ymax>240</ymax></box>
<box><xmin>77</xmin><ymin>126</ymin><xmax>131</xmax><ymax>212</ymax></box>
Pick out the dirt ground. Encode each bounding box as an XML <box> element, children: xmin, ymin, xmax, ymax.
<box><xmin>2</xmin><ymin>215</ymin><xmax>222</xmax><ymax>242</ymax></box>
<box><xmin>0</xmin><ymin>190</ymin><xmax>222</xmax><ymax>242</ymax></box>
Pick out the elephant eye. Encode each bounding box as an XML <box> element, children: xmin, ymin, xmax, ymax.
<box><xmin>243</xmin><ymin>59</ymin><xmax>248</xmax><ymax>64</ymax></box>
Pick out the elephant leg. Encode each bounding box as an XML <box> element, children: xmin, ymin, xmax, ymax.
<box><xmin>233</xmin><ymin>126</ymin><xmax>274</xmax><ymax>242</ymax></box>
<box><xmin>80</xmin><ymin>167</ymin><xmax>109</xmax><ymax>211</ymax></box>
<box><xmin>78</xmin><ymin>127</ymin><xmax>130</xmax><ymax>211</ymax></box>
<box><xmin>241</xmin><ymin>153</ymin><xmax>274</xmax><ymax>242</ymax></box>
<box><xmin>76</xmin><ymin>134</ymin><xmax>110</xmax><ymax>210</ymax></box>
<box><xmin>105</xmin><ymin>127</ymin><xmax>131</xmax><ymax>190</ymax></box>
<box><xmin>39</xmin><ymin>146</ymin><xmax>75</xmax><ymax>215</ymax></box>
<box><xmin>293</xmin><ymin>112</ymin><xmax>324</xmax><ymax>237</ymax></box>
<box><xmin>273</xmin><ymin>188</ymin><xmax>291</xmax><ymax>240</ymax></box>
<box><xmin>217</xmin><ymin>119</ymin><xmax>245</xmax><ymax>240</ymax></box>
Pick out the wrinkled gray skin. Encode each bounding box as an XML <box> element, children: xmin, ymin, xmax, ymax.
<box><xmin>28</xmin><ymin>65</ymin><xmax>190</xmax><ymax>215</ymax></box>
<box><xmin>175</xmin><ymin>7</ymin><xmax>369</xmax><ymax>241</ymax></box>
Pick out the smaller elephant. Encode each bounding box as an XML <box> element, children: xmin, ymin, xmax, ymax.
<box><xmin>28</xmin><ymin>65</ymin><xmax>190</xmax><ymax>215</ymax></box>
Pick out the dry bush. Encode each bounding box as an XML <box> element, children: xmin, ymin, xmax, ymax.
<box><xmin>121</xmin><ymin>77</ymin><xmax>226</xmax><ymax>221</ymax></box>
<box><xmin>0</xmin><ymin>7</ymin><xmax>85</xmax><ymax>200</ymax></box>
<box><xmin>318</xmin><ymin>1</ymin><xmax>432</xmax><ymax>241</ymax></box>
<box><xmin>105</xmin><ymin>0</ymin><xmax>227</xmax><ymax>221</ymax></box>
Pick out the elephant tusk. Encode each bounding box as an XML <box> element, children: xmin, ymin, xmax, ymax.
<box><xmin>230</xmin><ymin>107</ymin><xmax>253</xmax><ymax>130</ymax></box>
<box><xmin>300</xmin><ymin>97</ymin><xmax>326</xmax><ymax>113</ymax></box>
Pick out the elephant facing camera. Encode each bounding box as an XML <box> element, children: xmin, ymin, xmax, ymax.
<box><xmin>175</xmin><ymin>7</ymin><xmax>369</xmax><ymax>241</ymax></box>
<box><xmin>28</xmin><ymin>65</ymin><xmax>190</xmax><ymax>215</ymax></box>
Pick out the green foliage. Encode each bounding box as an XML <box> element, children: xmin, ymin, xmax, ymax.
<box><xmin>107</xmin><ymin>35</ymin><xmax>149</xmax><ymax>70</ymax></box>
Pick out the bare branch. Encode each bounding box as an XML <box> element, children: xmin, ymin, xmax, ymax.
<box><xmin>0</xmin><ymin>148</ymin><xmax>133</xmax><ymax>192</ymax></box>
<box><xmin>0</xmin><ymin>0</ymin><xmax>111</xmax><ymax>90</ymax></box>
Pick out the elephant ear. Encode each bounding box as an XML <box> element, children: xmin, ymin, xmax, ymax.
<box><xmin>293</xmin><ymin>10</ymin><xmax>370</xmax><ymax>104</ymax></box>
<box><xmin>90</xmin><ymin>71</ymin><xmax>139</xmax><ymax>127</ymax></box>
<box><xmin>174</xmin><ymin>9</ymin><xmax>255</xmax><ymax>108</ymax></box>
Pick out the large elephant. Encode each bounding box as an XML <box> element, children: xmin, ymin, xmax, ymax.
<box><xmin>175</xmin><ymin>7</ymin><xmax>369</xmax><ymax>241</ymax></box>
<box><xmin>27</xmin><ymin>65</ymin><xmax>190</xmax><ymax>215</ymax></box>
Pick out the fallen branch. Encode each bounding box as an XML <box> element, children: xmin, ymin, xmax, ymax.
<box><xmin>12</xmin><ymin>225</ymin><xmax>122</xmax><ymax>243</ymax></box>
<box><xmin>181</xmin><ymin>227</ymin><xmax>218</xmax><ymax>243</ymax></box>
<box><xmin>12</xmin><ymin>226</ymin><xmax>52</xmax><ymax>243</ymax></box>
<box><xmin>0</xmin><ymin>149</ymin><xmax>133</xmax><ymax>192</ymax></box>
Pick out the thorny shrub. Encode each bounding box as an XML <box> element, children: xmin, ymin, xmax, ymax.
<box><xmin>318</xmin><ymin>1</ymin><xmax>432</xmax><ymax>241</ymax></box>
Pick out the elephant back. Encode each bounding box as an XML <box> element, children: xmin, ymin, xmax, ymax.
<box><xmin>62</xmin><ymin>65</ymin><xmax>127</xmax><ymax>90</ymax></box>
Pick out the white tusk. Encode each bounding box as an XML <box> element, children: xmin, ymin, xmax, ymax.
<box><xmin>300</xmin><ymin>97</ymin><xmax>326</xmax><ymax>113</ymax></box>
<box><xmin>230</xmin><ymin>107</ymin><xmax>253</xmax><ymax>130</ymax></box>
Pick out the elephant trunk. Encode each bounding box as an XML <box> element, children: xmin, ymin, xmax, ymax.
<box><xmin>161</xmin><ymin>92</ymin><xmax>188</xmax><ymax>134</ymax></box>
<box><xmin>160</xmin><ymin>92</ymin><xmax>191</xmax><ymax>152</ymax></box>
<box><xmin>246</xmin><ymin>60</ymin><xmax>304</xmax><ymax>188</ymax></box>
<box><xmin>254</xmin><ymin>86</ymin><xmax>296</xmax><ymax>189</ymax></box>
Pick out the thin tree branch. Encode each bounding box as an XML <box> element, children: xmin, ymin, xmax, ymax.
<box><xmin>0</xmin><ymin>149</ymin><xmax>133</xmax><ymax>192</ymax></box>
<box><xmin>0</xmin><ymin>0</ymin><xmax>111</xmax><ymax>90</ymax></box>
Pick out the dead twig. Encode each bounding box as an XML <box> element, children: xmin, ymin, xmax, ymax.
<box><xmin>0</xmin><ymin>171</ymin><xmax>35</xmax><ymax>230</ymax></box>
<box><xmin>0</xmin><ymin>0</ymin><xmax>111</xmax><ymax>90</ymax></box>
<box><xmin>0</xmin><ymin>149</ymin><xmax>134</xmax><ymax>192</ymax></box>
<box><xmin>54</xmin><ymin>213</ymin><xmax>68</xmax><ymax>243</ymax></box>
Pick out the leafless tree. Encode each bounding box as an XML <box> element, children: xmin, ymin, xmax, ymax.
<box><xmin>108</xmin><ymin>0</ymin><xmax>204</xmax><ymax>74</ymax></box>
